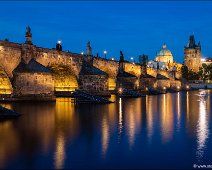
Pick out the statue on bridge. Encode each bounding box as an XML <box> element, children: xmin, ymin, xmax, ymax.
<box><xmin>25</xmin><ymin>26</ymin><xmax>32</xmax><ymax>44</ymax></box>
<box><xmin>120</xmin><ymin>50</ymin><xmax>124</xmax><ymax>62</ymax></box>
<box><xmin>26</xmin><ymin>26</ymin><xmax>31</xmax><ymax>35</ymax></box>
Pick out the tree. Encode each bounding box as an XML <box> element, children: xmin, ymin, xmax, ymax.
<box><xmin>181</xmin><ymin>65</ymin><xmax>189</xmax><ymax>80</ymax></box>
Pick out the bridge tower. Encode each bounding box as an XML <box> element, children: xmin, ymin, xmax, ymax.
<box><xmin>184</xmin><ymin>35</ymin><xmax>201</xmax><ymax>72</ymax></box>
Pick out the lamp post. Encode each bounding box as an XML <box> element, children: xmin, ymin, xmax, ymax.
<box><xmin>130</xmin><ymin>57</ymin><xmax>135</xmax><ymax>64</ymax></box>
<box><xmin>104</xmin><ymin>50</ymin><xmax>107</xmax><ymax>59</ymax></box>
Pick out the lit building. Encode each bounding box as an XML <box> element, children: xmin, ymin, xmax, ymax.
<box><xmin>147</xmin><ymin>44</ymin><xmax>182</xmax><ymax>71</ymax></box>
<box><xmin>201</xmin><ymin>58</ymin><xmax>212</xmax><ymax>65</ymax></box>
<box><xmin>184</xmin><ymin>35</ymin><xmax>201</xmax><ymax>72</ymax></box>
<box><xmin>147</xmin><ymin>60</ymin><xmax>167</xmax><ymax>70</ymax></box>
<box><xmin>155</xmin><ymin>44</ymin><xmax>173</xmax><ymax>63</ymax></box>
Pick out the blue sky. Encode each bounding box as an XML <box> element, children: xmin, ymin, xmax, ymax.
<box><xmin>0</xmin><ymin>1</ymin><xmax>212</xmax><ymax>63</ymax></box>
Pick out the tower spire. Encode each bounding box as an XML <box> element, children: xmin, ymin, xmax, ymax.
<box><xmin>188</xmin><ymin>34</ymin><xmax>196</xmax><ymax>48</ymax></box>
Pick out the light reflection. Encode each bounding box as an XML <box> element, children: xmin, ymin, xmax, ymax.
<box><xmin>160</xmin><ymin>94</ymin><xmax>174</xmax><ymax>143</ymax></box>
<box><xmin>186</xmin><ymin>91</ymin><xmax>189</xmax><ymax>122</ymax></box>
<box><xmin>0</xmin><ymin>120</ymin><xmax>19</xmax><ymax>167</ymax></box>
<box><xmin>118</xmin><ymin>98</ymin><xmax>123</xmax><ymax>142</ymax></box>
<box><xmin>101</xmin><ymin>117</ymin><xmax>109</xmax><ymax>157</ymax></box>
<box><xmin>146</xmin><ymin>96</ymin><xmax>153</xmax><ymax>140</ymax></box>
<box><xmin>54</xmin><ymin>133</ymin><xmax>65</xmax><ymax>169</ymax></box>
<box><xmin>125</xmin><ymin>99</ymin><xmax>142</xmax><ymax>148</ymax></box>
<box><xmin>177</xmin><ymin>92</ymin><xmax>181</xmax><ymax>131</ymax></box>
<box><xmin>196</xmin><ymin>91</ymin><xmax>209</xmax><ymax>160</ymax></box>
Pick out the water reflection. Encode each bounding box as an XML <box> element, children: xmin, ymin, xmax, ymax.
<box><xmin>146</xmin><ymin>96</ymin><xmax>153</xmax><ymax>141</ymax></box>
<box><xmin>177</xmin><ymin>92</ymin><xmax>181</xmax><ymax>131</ymax></box>
<box><xmin>118</xmin><ymin>98</ymin><xmax>123</xmax><ymax>142</ymax></box>
<box><xmin>125</xmin><ymin>98</ymin><xmax>142</xmax><ymax>148</ymax></box>
<box><xmin>0</xmin><ymin>91</ymin><xmax>212</xmax><ymax>169</ymax></box>
<box><xmin>196</xmin><ymin>91</ymin><xmax>209</xmax><ymax>161</ymax></box>
<box><xmin>160</xmin><ymin>94</ymin><xmax>174</xmax><ymax>143</ymax></box>
<box><xmin>101</xmin><ymin>116</ymin><xmax>109</xmax><ymax>157</ymax></box>
<box><xmin>186</xmin><ymin>91</ymin><xmax>189</xmax><ymax>122</ymax></box>
<box><xmin>54</xmin><ymin>133</ymin><xmax>65</xmax><ymax>169</ymax></box>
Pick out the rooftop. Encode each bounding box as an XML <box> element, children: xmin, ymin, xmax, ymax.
<box><xmin>79</xmin><ymin>61</ymin><xmax>108</xmax><ymax>76</ymax></box>
<box><xmin>13</xmin><ymin>59</ymin><xmax>52</xmax><ymax>73</ymax></box>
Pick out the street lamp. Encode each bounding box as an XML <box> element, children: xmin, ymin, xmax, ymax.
<box><xmin>81</xmin><ymin>51</ymin><xmax>84</xmax><ymax>55</ymax></box>
<box><xmin>104</xmin><ymin>50</ymin><xmax>107</xmax><ymax>59</ymax></box>
<box><xmin>130</xmin><ymin>57</ymin><xmax>135</xmax><ymax>64</ymax></box>
<box><xmin>58</xmin><ymin>40</ymin><xmax>62</xmax><ymax>44</ymax></box>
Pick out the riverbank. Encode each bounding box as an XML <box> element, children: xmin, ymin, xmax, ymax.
<box><xmin>189</xmin><ymin>83</ymin><xmax>212</xmax><ymax>90</ymax></box>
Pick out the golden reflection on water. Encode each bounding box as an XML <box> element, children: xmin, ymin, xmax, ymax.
<box><xmin>186</xmin><ymin>91</ymin><xmax>189</xmax><ymax>122</ymax></box>
<box><xmin>0</xmin><ymin>91</ymin><xmax>211</xmax><ymax>167</ymax></box>
<box><xmin>176</xmin><ymin>92</ymin><xmax>181</xmax><ymax>131</ymax></box>
<box><xmin>196</xmin><ymin>91</ymin><xmax>209</xmax><ymax>160</ymax></box>
<box><xmin>146</xmin><ymin>96</ymin><xmax>153</xmax><ymax>141</ymax></box>
<box><xmin>54</xmin><ymin>133</ymin><xmax>65</xmax><ymax>169</ymax></box>
<box><xmin>160</xmin><ymin>94</ymin><xmax>174</xmax><ymax>143</ymax></box>
<box><xmin>118</xmin><ymin>98</ymin><xmax>123</xmax><ymax>142</ymax></box>
<box><xmin>101</xmin><ymin>117</ymin><xmax>109</xmax><ymax>157</ymax></box>
<box><xmin>0</xmin><ymin>121</ymin><xmax>19</xmax><ymax>166</ymax></box>
<box><xmin>125</xmin><ymin>98</ymin><xmax>142</xmax><ymax>148</ymax></box>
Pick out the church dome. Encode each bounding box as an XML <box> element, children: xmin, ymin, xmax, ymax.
<box><xmin>155</xmin><ymin>44</ymin><xmax>173</xmax><ymax>63</ymax></box>
<box><xmin>157</xmin><ymin>44</ymin><xmax>172</xmax><ymax>56</ymax></box>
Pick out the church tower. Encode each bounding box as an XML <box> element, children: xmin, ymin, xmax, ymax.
<box><xmin>184</xmin><ymin>35</ymin><xmax>201</xmax><ymax>72</ymax></box>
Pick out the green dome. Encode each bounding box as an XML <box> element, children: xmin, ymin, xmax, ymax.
<box><xmin>157</xmin><ymin>44</ymin><xmax>172</xmax><ymax>56</ymax></box>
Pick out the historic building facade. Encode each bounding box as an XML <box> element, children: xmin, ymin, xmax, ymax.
<box><xmin>184</xmin><ymin>35</ymin><xmax>201</xmax><ymax>72</ymax></box>
<box><xmin>155</xmin><ymin>44</ymin><xmax>174</xmax><ymax>63</ymax></box>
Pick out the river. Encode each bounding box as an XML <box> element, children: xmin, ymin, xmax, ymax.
<box><xmin>0</xmin><ymin>90</ymin><xmax>212</xmax><ymax>169</ymax></box>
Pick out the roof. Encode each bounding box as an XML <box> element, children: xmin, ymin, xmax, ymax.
<box><xmin>13</xmin><ymin>59</ymin><xmax>51</xmax><ymax>73</ymax></box>
<box><xmin>79</xmin><ymin>61</ymin><xmax>108</xmax><ymax>75</ymax></box>
<box><xmin>141</xmin><ymin>74</ymin><xmax>155</xmax><ymax>79</ymax></box>
<box><xmin>117</xmin><ymin>71</ymin><xmax>137</xmax><ymax>78</ymax></box>
<box><xmin>156</xmin><ymin>73</ymin><xmax>169</xmax><ymax>80</ymax></box>
<box><xmin>185</xmin><ymin>35</ymin><xmax>201</xmax><ymax>49</ymax></box>
<box><xmin>156</xmin><ymin>44</ymin><xmax>172</xmax><ymax>56</ymax></box>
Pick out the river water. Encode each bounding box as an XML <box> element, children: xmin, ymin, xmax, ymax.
<box><xmin>0</xmin><ymin>90</ymin><xmax>212</xmax><ymax>169</ymax></box>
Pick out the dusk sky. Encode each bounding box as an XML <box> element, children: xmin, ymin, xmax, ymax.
<box><xmin>0</xmin><ymin>1</ymin><xmax>212</xmax><ymax>63</ymax></box>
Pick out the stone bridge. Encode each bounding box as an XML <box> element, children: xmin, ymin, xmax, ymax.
<box><xmin>0</xmin><ymin>40</ymin><xmax>182</xmax><ymax>95</ymax></box>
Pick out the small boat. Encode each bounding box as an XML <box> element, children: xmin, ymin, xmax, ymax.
<box><xmin>0</xmin><ymin>106</ymin><xmax>21</xmax><ymax>119</ymax></box>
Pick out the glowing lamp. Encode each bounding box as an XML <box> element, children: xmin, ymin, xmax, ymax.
<box><xmin>201</xmin><ymin>58</ymin><xmax>206</xmax><ymax>62</ymax></box>
<box><xmin>58</xmin><ymin>40</ymin><xmax>62</xmax><ymax>44</ymax></box>
<box><xmin>118</xmin><ymin>88</ymin><xmax>123</xmax><ymax>94</ymax></box>
<box><xmin>81</xmin><ymin>52</ymin><xmax>84</xmax><ymax>55</ymax></box>
<box><xmin>163</xmin><ymin>87</ymin><xmax>166</xmax><ymax>90</ymax></box>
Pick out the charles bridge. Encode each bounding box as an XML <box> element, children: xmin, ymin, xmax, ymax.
<box><xmin>0</xmin><ymin>27</ymin><xmax>182</xmax><ymax>101</ymax></box>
